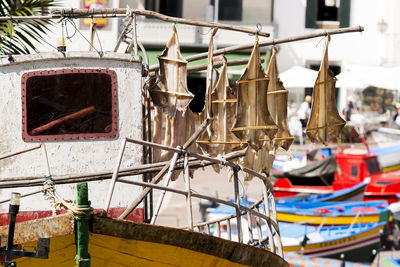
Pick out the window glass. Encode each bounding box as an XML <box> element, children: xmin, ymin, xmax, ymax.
<box><xmin>317</xmin><ymin>0</ymin><xmax>339</xmax><ymax>21</ymax></box>
<box><xmin>351</xmin><ymin>165</ymin><xmax>358</xmax><ymax>177</ymax></box>
<box><xmin>22</xmin><ymin>69</ymin><xmax>117</xmax><ymax>141</ymax></box>
<box><xmin>211</xmin><ymin>0</ymin><xmax>242</xmax><ymax>21</ymax></box>
<box><xmin>305</xmin><ymin>0</ymin><xmax>350</xmax><ymax>29</ymax></box>
<box><xmin>146</xmin><ymin>0</ymin><xmax>182</xmax><ymax>17</ymax></box>
<box><xmin>365</xmin><ymin>158</ymin><xmax>380</xmax><ymax>174</ymax></box>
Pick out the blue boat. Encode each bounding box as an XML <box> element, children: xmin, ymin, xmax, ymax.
<box><xmin>276</xmin><ymin>200</ymin><xmax>390</xmax><ymax>225</ymax></box>
<box><xmin>285</xmin><ymin>252</ymin><xmax>371</xmax><ymax>267</ymax></box>
<box><xmin>276</xmin><ymin>181</ymin><xmax>368</xmax><ymax>203</ymax></box>
<box><xmin>385</xmin><ymin>258</ymin><xmax>400</xmax><ymax>267</ymax></box>
<box><xmin>281</xmin><ymin>222</ymin><xmax>386</xmax><ymax>263</ymax></box>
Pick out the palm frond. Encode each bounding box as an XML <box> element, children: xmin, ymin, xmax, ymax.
<box><xmin>0</xmin><ymin>0</ymin><xmax>60</xmax><ymax>54</ymax></box>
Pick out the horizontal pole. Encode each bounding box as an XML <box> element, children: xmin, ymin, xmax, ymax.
<box><xmin>0</xmin><ymin>189</ymin><xmax>42</xmax><ymax>204</ymax></box>
<box><xmin>149</xmin><ymin>26</ymin><xmax>364</xmax><ymax>71</ymax></box>
<box><xmin>125</xmin><ymin>137</ymin><xmax>270</xmax><ymax>183</ymax></box>
<box><xmin>0</xmin><ymin>14</ymin><xmax>126</xmax><ymax>21</ymax></box>
<box><xmin>0</xmin><ymin>144</ymin><xmax>42</xmax><ymax>161</ymax></box>
<box><xmin>0</xmin><ymin>149</ymin><xmax>245</xmax><ymax>188</ymax></box>
<box><xmin>193</xmin><ymin>198</ymin><xmax>264</xmax><ymax>228</ymax></box>
<box><xmin>150</xmin><ymin>58</ymin><xmax>263</xmax><ymax>76</ymax></box>
<box><xmin>48</xmin><ymin>8</ymin><xmax>269</xmax><ymax>37</ymax></box>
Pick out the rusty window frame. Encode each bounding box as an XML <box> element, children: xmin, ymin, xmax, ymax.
<box><xmin>21</xmin><ymin>69</ymin><xmax>118</xmax><ymax>142</ymax></box>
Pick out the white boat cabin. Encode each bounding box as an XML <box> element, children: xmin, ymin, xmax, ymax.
<box><xmin>0</xmin><ymin>51</ymin><xmax>143</xmax><ymax>212</ymax></box>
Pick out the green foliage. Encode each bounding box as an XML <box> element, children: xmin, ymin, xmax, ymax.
<box><xmin>0</xmin><ymin>0</ymin><xmax>59</xmax><ymax>54</ymax></box>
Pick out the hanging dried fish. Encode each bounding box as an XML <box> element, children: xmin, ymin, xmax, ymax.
<box><xmin>204</xmin><ymin>27</ymin><xmax>219</xmax><ymax>118</ymax></box>
<box><xmin>149</xmin><ymin>25</ymin><xmax>194</xmax><ymax>117</ymax></box>
<box><xmin>197</xmin><ymin>56</ymin><xmax>241</xmax><ymax>157</ymax></box>
<box><xmin>266</xmin><ymin>46</ymin><xmax>294</xmax><ymax>151</ymax></box>
<box><xmin>152</xmin><ymin>107</ymin><xmax>197</xmax><ymax>180</ymax></box>
<box><xmin>239</xmin><ymin>146</ymin><xmax>275</xmax><ymax>181</ymax></box>
<box><xmin>305</xmin><ymin>35</ymin><xmax>346</xmax><ymax>144</ymax></box>
<box><xmin>232</xmin><ymin>37</ymin><xmax>278</xmax><ymax>150</ymax></box>
<box><xmin>196</xmin><ymin>27</ymin><xmax>219</xmax><ymax>146</ymax></box>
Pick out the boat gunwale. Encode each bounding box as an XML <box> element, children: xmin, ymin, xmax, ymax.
<box><xmin>0</xmin><ymin>51</ymin><xmax>142</xmax><ymax>67</ymax></box>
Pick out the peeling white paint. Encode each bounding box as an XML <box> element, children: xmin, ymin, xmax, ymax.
<box><xmin>0</xmin><ymin>52</ymin><xmax>143</xmax><ymax>212</ymax></box>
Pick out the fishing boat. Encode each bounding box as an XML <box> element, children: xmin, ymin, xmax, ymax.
<box><xmin>0</xmin><ymin>5</ymin><xmax>366</xmax><ymax>265</ymax></box>
<box><xmin>284</xmin><ymin>252</ymin><xmax>371</xmax><ymax>267</ymax></box>
<box><xmin>274</xmin><ymin>149</ymin><xmax>400</xmax><ymax>204</ymax></box>
<box><xmin>276</xmin><ymin>181</ymin><xmax>368</xmax><ymax>203</ymax></box>
<box><xmin>208</xmin><ymin>196</ymin><xmax>390</xmax><ymax>226</ymax></box>
<box><xmin>0</xmin><ymin>7</ymin><xmax>291</xmax><ymax>266</ymax></box>
<box><xmin>280</xmin><ymin>222</ymin><xmax>386</xmax><ymax>263</ymax></box>
<box><xmin>276</xmin><ymin>200</ymin><xmax>390</xmax><ymax>226</ymax></box>
<box><xmin>205</xmin><ymin>203</ymin><xmax>385</xmax><ymax>262</ymax></box>
<box><xmin>0</xmin><ymin>184</ymin><xmax>288</xmax><ymax>267</ymax></box>
<box><xmin>385</xmin><ymin>258</ymin><xmax>400</xmax><ymax>267</ymax></box>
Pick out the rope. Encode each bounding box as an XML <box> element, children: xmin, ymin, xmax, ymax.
<box><xmin>65</xmin><ymin>19</ymin><xmax>76</xmax><ymax>40</ymax></box>
<box><xmin>43</xmin><ymin>177</ymin><xmax>93</xmax><ymax>218</ymax></box>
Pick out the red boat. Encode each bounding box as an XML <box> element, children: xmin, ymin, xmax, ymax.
<box><xmin>273</xmin><ymin>149</ymin><xmax>400</xmax><ymax>204</ymax></box>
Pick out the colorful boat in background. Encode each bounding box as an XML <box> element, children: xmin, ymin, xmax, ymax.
<box><xmin>284</xmin><ymin>252</ymin><xmax>371</xmax><ymax>267</ymax></box>
<box><xmin>370</xmin><ymin>143</ymin><xmax>400</xmax><ymax>173</ymax></box>
<box><xmin>276</xmin><ymin>181</ymin><xmax>368</xmax><ymax>203</ymax></box>
<box><xmin>280</xmin><ymin>222</ymin><xmax>386</xmax><ymax>263</ymax></box>
<box><xmin>274</xmin><ymin>149</ymin><xmax>400</xmax><ymax>204</ymax></box>
<box><xmin>385</xmin><ymin>258</ymin><xmax>400</xmax><ymax>267</ymax></box>
<box><xmin>276</xmin><ymin>200</ymin><xmax>390</xmax><ymax>226</ymax></box>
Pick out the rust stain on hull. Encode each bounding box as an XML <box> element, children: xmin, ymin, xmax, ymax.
<box><xmin>0</xmin><ymin>214</ymin><xmax>74</xmax><ymax>246</ymax></box>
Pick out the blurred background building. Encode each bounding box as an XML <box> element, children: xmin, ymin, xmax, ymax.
<box><xmin>36</xmin><ymin>0</ymin><xmax>400</xmax><ymax>120</ymax></box>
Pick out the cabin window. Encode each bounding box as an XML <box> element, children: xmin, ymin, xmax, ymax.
<box><xmin>211</xmin><ymin>0</ymin><xmax>243</xmax><ymax>21</ymax></box>
<box><xmin>305</xmin><ymin>0</ymin><xmax>350</xmax><ymax>29</ymax></box>
<box><xmin>145</xmin><ymin>0</ymin><xmax>182</xmax><ymax>17</ymax></box>
<box><xmin>21</xmin><ymin>69</ymin><xmax>118</xmax><ymax>142</ymax></box>
<box><xmin>350</xmin><ymin>165</ymin><xmax>358</xmax><ymax>177</ymax></box>
<box><xmin>365</xmin><ymin>158</ymin><xmax>380</xmax><ymax>174</ymax></box>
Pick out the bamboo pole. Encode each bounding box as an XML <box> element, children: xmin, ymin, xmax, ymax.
<box><xmin>150</xmin><ymin>152</ymin><xmax>179</xmax><ymax>224</ymax></box>
<box><xmin>233</xmin><ymin>168</ymin><xmax>242</xmax><ymax>243</ymax></box>
<box><xmin>116</xmin><ymin>177</ymin><xmax>279</xmax><ymax>231</ymax></box>
<box><xmin>30</xmin><ymin>106</ymin><xmax>95</xmax><ymax>135</ymax></box>
<box><xmin>125</xmin><ymin>15</ymin><xmax>138</xmax><ymax>54</ymax></box>
<box><xmin>0</xmin><ymin>189</ymin><xmax>42</xmax><ymax>204</ymax></box>
<box><xmin>0</xmin><ymin>149</ymin><xmax>245</xmax><ymax>189</ymax></box>
<box><xmin>0</xmin><ymin>144</ymin><xmax>41</xmax><ymax>161</ymax></box>
<box><xmin>114</xmin><ymin>15</ymin><xmax>134</xmax><ymax>52</ymax></box>
<box><xmin>149</xmin><ymin>26</ymin><xmax>364</xmax><ymax>71</ymax></box>
<box><xmin>149</xmin><ymin>58</ymin><xmax>264</xmax><ymax>77</ymax></box>
<box><xmin>124</xmin><ymin>137</ymin><xmax>271</xmax><ymax>183</ymax></box>
<box><xmin>184</xmin><ymin>153</ymin><xmax>193</xmax><ymax>231</ymax></box>
<box><xmin>118</xmin><ymin>118</ymin><xmax>210</xmax><ymax>219</ymax></box>
<box><xmin>103</xmin><ymin>138</ymin><xmax>127</xmax><ymax>214</ymax></box>
<box><xmin>50</xmin><ymin>8</ymin><xmax>269</xmax><ymax>37</ymax></box>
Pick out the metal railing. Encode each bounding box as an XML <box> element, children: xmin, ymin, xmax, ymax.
<box><xmin>103</xmin><ymin>136</ymin><xmax>283</xmax><ymax>257</ymax></box>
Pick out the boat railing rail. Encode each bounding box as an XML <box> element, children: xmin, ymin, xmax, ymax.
<box><xmin>0</xmin><ymin>144</ymin><xmax>52</xmax><ymax>204</ymax></box>
<box><xmin>102</xmin><ymin>122</ymin><xmax>283</xmax><ymax>257</ymax></box>
<box><xmin>0</xmin><ymin>124</ymin><xmax>283</xmax><ymax>257</ymax></box>
<box><xmin>190</xmin><ymin>198</ymin><xmax>277</xmax><ymax>247</ymax></box>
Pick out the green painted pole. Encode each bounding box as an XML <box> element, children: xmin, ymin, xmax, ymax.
<box><xmin>75</xmin><ymin>183</ymin><xmax>91</xmax><ymax>267</ymax></box>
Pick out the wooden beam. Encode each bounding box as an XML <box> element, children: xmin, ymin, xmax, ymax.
<box><xmin>149</xmin><ymin>26</ymin><xmax>364</xmax><ymax>71</ymax></box>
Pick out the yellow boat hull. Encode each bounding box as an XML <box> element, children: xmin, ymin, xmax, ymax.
<box><xmin>1</xmin><ymin>214</ymin><xmax>287</xmax><ymax>267</ymax></box>
<box><xmin>277</xmin><ymin>211</ymin><xmax>390</xmax><ymax>225</ymax></box>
